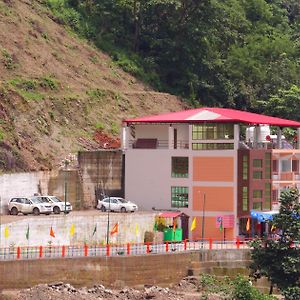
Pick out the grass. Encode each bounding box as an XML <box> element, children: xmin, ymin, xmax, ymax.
<box><xmin>6</xmin><ymin>76</ymin><xmax>59</xmax><ymax>101</ymax></box>
<box><xmin>1</xmin><ymin>49</ymin><xmax>16</xmax><ymax>70</ymax></box>
<box><xmin>86</xmin><ymin>88</ymin><xmax>107</xmax><ymax>100</ymax></box>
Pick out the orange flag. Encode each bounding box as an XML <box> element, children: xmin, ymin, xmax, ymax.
<box><xmin>50</xmin><ymin>226</ymin><xmax>55</xmax><ymax>238</ymax></box>
<box><xmin>110</xmin><ymin>222</ymin><xmax>119</xmax><ymax>235</ymax></box>
<box><xmin>246</xmin><ymin>218</ymin><xmax>250</xmax><ymax>232</ymax></box>
<box><xmin>173</xmin><ymin>219</ymin><xmax>177</xmax><ymax>232</ymax></box>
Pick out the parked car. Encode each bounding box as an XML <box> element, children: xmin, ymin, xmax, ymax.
<box><xmin>8</xmin><ymin>197</ymin><xmax>52</xmax><ymax>216</ymax></box>
<box><xmin>97</xmin><ymin>197</ymin><xmax>138</xmax><ymax>213</ymax></box>
<box><xmin>31</xmin><ymin>195</ymin><xmax>72</xmax><ymax>214</ymax></box>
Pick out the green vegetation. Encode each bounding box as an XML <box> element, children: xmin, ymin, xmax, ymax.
<box><xmin>2</xmin><ymin>49</ymin><xmax>16</xmax><ymax>70</ymax></box>
<box><xmin>110</xmin><ymin>122</ymin><xmax>119</xmax><ymax>135</ymax></box>
<box><xmin>199</xmin><ymin>274</ymin><xmax>276</xmax><ymax>300</ymax></box>
<box><xmin>95</xmin><ymin>122</ymin><xmax>105</xmax><ymax>131</ymax></box>
<box><xmin>249</xmin><ymin>188</ymin><xmax>300</xmax><ymax>296</ymax></box>
<box><xmin>6</xmin><ymin>76</ymin><xmax>59</xmax><ymax>101</ymax></box>
<box><xmin>43</xmin><ymin>0</ymin><xmax>300</xmax><ymax>114</ymax></box>
<box><xmin>86</xmin><ymin>88</ymin><xmax>107</xmax><ymax>100</ymax></box>
<box><xmin>0</xmin><ymin>128</ymin><xmax>4</xmax><ymax>142</ymax></box>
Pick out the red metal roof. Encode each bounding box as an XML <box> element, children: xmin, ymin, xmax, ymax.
<box><xmin>124</xmin><ymin>107</ymin><xmax>300</xmax><ymax>127</ymax></box>
<box><xmin>159</xmin><ymin>211</ymin><xmax>184</xmax><ymax>218</ymax></box>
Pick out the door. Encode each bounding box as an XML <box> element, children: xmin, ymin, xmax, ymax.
<box><xmin>181</xmin><ymin>215</ymin><xmax>189</xmax><ymax>240</ymax></box>
<box><xmin>23</xmin><ymin>198</ymin><xmax>32</xmax><ymax>213</ymax></box>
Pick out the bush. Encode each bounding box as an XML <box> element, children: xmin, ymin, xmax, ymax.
<box><xmin>282</xmin><ymin>287</ymin><xmax>300</xmax><ymax>300</ymax></box>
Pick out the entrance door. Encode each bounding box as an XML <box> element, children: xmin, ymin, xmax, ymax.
<box><xmin>181</xmin><ymin>215</ymin><xmax>189</xmax><ymax>240</ymax></box>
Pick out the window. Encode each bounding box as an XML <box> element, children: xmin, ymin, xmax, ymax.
<box><xmin>264</xmin><ymin>183</ymin><xmax>271</xmax><ymax>210</ymax></box>
<box><xmin>242</xmin><ymin>155</ymin><xmax>248</xmax><ymax>180</ymax></box>
<box><xmin>242</xmin><ymin>187</ymin><xmax>248</xmax><ymax>211</ymax></box>
<box><xmin>253</xmin><ymin>202</ymin><xmax>262</xmax><ymax>210</ymax></box>
<box><xmin>253</xmin><ymin>190</ymin><xmax>262</xmax><ymax>198</ymax></box>
<box><xmin>171</xmin><ymin>186</ymin><xmax>188</xmax><ymax>208</ymax></box>
<box><xmin>273</xmin><ymin>160</ymin><xmax>278</xmax><ymax>173</ymax></box>
<box><xmin>253</xmin><ymin>159</ymin><xmax>262</xmax><ymax>168</ymax></box>
<box><xmin>192</xmin><ymin>143</ymin><xmax>234</xmax><ymax>150</ymax></box>
<box><xmin>253</xmin><ymin>171</ymin><xmax>262</xmax><ymax>179</ymax></box>
<box><xmin>171</xmin><ymin>157</ymin><xmax>188</xmax><ymax>178</ymax></box>
<box><xmin>192</xmin><ymin>123</ymin><xmax>234</xmax><ymax>140</ymax></box>
<box><xmin>265</xmin><ymin>153</ymin><xmax>271</xmax><ymax>179</ymax></box>
<box><xmin>281</xmin><ymin>160</ymin><xmax>291</xmax><ymax>172</ymax></box>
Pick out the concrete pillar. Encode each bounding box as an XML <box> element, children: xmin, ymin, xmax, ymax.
<box><xmin>277</xmin><ymin>127</ymin><xmax>282</xmax><ymax>149</ymax></box>
<box><xmin>253</xmin><ymin>126</ymin><xmax>259</xmax><ymax>148</ymax></box>
<box><xmin>297</xmin><ymin>128</ymin><xmax>300</xmax><ymax>149</ymax></box>
<box><xmin>168</xmin><ymin>125</ymin><xmax>173</xmax><ymax>149</ymax></box>
<box><xmin>121</xmin><ymin>126</ymin><xmax>129</xmax><ymax>150</ymax></box>
<box><xmin>234</xmin><ymin>124</ymin><xmax>240</xmax><ymax>150</ymax></box>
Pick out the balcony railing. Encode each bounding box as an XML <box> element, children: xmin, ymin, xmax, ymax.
<box><xmin>128</xmin><ymin>139</ymin><xmax>189</xmax><ymax>149</ymax></box>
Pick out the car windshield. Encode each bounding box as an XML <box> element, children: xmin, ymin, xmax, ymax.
<box><xmin>49</xmin><ymin>196</ymin><xmax>62</xmax><ymax>203</ymax></box>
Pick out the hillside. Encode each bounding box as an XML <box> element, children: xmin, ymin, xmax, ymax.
<box><xmin>0</xmin><ymin>0</ymin><xmax>186</xmax><ymax>171</ymax></box>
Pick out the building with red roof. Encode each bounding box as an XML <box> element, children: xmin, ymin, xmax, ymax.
<box><xmin>122</xmin><ymin>108</ymin><xmax>300</xmax><ymax>240</ymax></box>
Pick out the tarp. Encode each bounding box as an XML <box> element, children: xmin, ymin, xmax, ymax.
<box><xmin>250</xmin><ymin>210</ymin><xmax>278</xmax><ymax>222</ymax></box>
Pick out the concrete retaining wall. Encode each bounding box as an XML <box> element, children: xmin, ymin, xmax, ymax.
<box><xmin>0</xmin><ymin>250</ymin><xmax>250</xmax><ymax>290</ymax></box>
<box><xmin>0</xmin><ymin>213</ymin><xmax>156</xmax><ymax>246</ymax></box>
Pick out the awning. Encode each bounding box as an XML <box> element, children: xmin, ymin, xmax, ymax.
<box><xmin>159</xmin><ymin>212</ymin><xmax>187</xmax><ymax>218</ymax></box>
<box><xmin>250</xmin><ymin>210</ymin><xmax>278</xmax><ymax>222</ymax></box>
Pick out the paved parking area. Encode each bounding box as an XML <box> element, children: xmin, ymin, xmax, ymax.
<box><xmin>0</xmin><ymin>210</ymin><xmax>152</xmax><ymax>224</ymax></box>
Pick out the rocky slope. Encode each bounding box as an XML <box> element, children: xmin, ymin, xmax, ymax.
<box><xmin>0</xmin><ymin>0</ymin><xmax>186</xmax><ymax>171</ymax></box>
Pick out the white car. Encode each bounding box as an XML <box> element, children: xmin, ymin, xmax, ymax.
<box><xmin>97</xmin><ymin>197</ymin><xmax>138</xmax><ymax>213</ymax></box>
<box><xmin>8</xmin><ymin>197</ymin><xmax>52</xmax><ymax>215</ymax></box>
<box><xmin>32</xmin><ymin>196</ymin><xmax>72</xmax><ymax>214</ymax></box>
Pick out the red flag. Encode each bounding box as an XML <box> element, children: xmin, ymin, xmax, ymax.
<box><xmin>110</xmin><ymin>223</ymin><xmax>119</xmax><ymax>235</ymax></box>
<box><xmin>246</xmin><ymin>218</ymin><xmax>250</xmax><ymax>232</ymax></box>
<box><xmin>50</xmin><ymin>226</ymin><xmax>55</xmax><ymax>238</ymax></box>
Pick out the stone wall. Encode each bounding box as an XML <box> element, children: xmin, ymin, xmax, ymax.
<box><xmin>0</xmin><ymin>250</ymin><xmax>250</xmax><ymax>290</ymax></box>
<box><xmin>78</xmin><ymin>150</ymin><xmax>124</xmax><ymax>208</ymax></box>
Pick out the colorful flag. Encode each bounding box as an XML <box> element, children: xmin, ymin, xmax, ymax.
<box><xmin>246</xmin><ymin>218</ymin><xmax>250</xmax><ymax>232</ymax></box>
<box><xmin>25</xmin><ymin>224</ymin><xmax>30</xmax><ymax>240</ymax></box>
<box><xmin>153</xmin><ymin>221</ymin><xmax>158</xmax><ymax>232</ymax></box>
<box><xmin>110</xmin><ymin>222</ymin><xmax>119</xmax><ymax>235</ymax></box>
<box><xmin>173</xmin><ymin>219</ymin><xmax>177</xmax><ymax>232</ymax></box>
<box><xmin>70</xmin><ymin>224</ymin><xmax>75</xmax><ymax>237</ymax></box>
<box><xmin>92</xmin><ymin>224</ymin><xmax>97</xmax><ymax>236</ymax></box>
<box><xmin>50</xmin><ymin>226</ymin><xmax>55</xmax><ymax>238</ymax></box>
<box><xmin>135</xmin><ymin>224</ymin><xmax>139</xmax><ymax>237</ymax></box>
<box><xmin>219</xmin><ymin>218</ymin><xmax>223</xmax><ymax>232</ymax></box>
<box><xmin>4</xmin><ymin>226</ymin><xmax>9</xmax><ymax>238</ymax></box>
<box><xmin>190</xmin><ymin>217</ymin><xmax>196</xmax><ymax>231</ymax></box>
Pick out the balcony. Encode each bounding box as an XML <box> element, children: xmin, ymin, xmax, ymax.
<box><xmin>128</xmin><ymin>139</ymin><xmax>189</xmax><ymax>150</ymax></box>
<box><xmin>273</xmin><ymin>172</ymin><xmax>297</xmax><ymax>181</ymax></box>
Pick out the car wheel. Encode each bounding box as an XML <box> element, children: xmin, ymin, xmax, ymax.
<box><xmin>121</xmin><ymin>207</ymin><xmax>126</xmax><ymax>213</ymax></box>
<box><xmin>33</xmin><ymin>207</ymin><xmax>40</xmax><ymax>216</ymax></box>
<box><xmin>10</xmin><ymin>207</ymin><xmax>18</xmax><ymax>215</ymax></box>
<box><xmin>101</xmin><ymin>205</ymin><xmax>106</xmax><ymax>212</ymax></box>
<box><xmin>53</xmin><ymin>206</ymin><xmax>61</xmax><ymax>214</ymax></box>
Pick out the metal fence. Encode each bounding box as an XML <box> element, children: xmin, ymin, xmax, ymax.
<box><xmin>0</xmin><ymin>239</ymin><xmax>251</xmax><ymax>261</ymax></box>
<box><xmin>0</xmin><ymin>239</ymin><xmax>298</xmax><ymax>261</ymax></box>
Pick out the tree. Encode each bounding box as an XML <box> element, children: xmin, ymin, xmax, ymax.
<box><xmin>249</xmin><ymin>188</ymin><xmax>300</xmax><ymax>296</ymax></box>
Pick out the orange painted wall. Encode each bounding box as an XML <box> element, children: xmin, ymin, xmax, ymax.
<box><xmin>191</xmin><ymin>216</ymin><xmax>234</xmax><ymax>240</ymax></box>
<box><xmin>193</xmin><ymin>157</ymin><xmax>234</xmax><ymax>182</ymax></box>
<box><xmin>193</xmin><ymin>186</ymin><xmax>234</xmax><ymax>211</ymax></box>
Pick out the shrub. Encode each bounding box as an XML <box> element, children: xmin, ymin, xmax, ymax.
<box><xmin>282</xmin><ymin>287</ymin><xmax>300</xmax><ymax>300</ymax></box>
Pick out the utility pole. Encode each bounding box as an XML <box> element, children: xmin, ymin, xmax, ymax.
<box><xmin>64</xmin><ymin>160</ymin><xmax>68</xmax><ymax>214</ymax></box>
<box><xmin>106</xmin><ymin>194</ymin><xmax>110</xmax><ymax>245</ymax></box>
